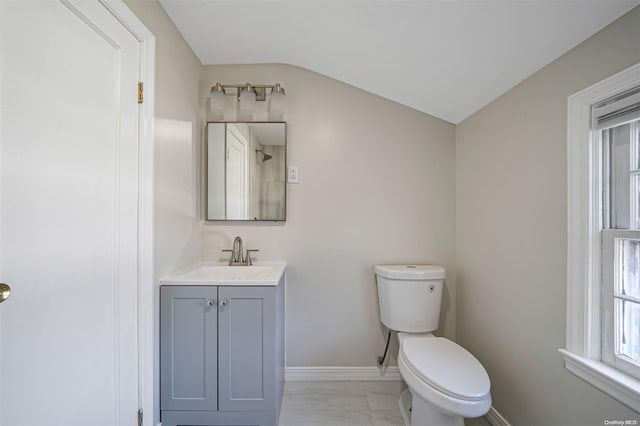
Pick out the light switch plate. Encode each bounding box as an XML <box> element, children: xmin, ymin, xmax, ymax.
<box><xmin>288</xmin><ymin>165</ymin><xmax>299</xmax><ymax>184</ymax></box>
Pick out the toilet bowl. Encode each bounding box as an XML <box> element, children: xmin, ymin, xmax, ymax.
<box><xmin>397</xmin><ymin>333</ymin><xmax>491</xmax><ymax>426</ymax></box>
<box><xmin>374</xmin><ymin>265</ymin><xmax>492</xmax><ymax>426</ymax></box>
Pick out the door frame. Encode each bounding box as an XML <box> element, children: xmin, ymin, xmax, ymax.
<box><xmin>99</xmin><ymin>1</ymin><xmax>155</xmax><ymax>423</ymax></box>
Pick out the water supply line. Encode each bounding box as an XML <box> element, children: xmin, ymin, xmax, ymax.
<box><xmin>377</xmin><ymin>329</ymin><xmax>392</xmax><ymax>366</ymax></box>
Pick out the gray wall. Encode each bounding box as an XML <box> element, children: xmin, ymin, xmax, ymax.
<box><xmin>128</xmin><ymin>0</ymin><xmax>640</xmax><ymax>422</ymax></box>
<box><xmin>455</xmin><ymin>7</ymin><xmax>640</xmax><ymax>426</ymax></box>
<box><xmin>200</xmin><ymin>64</ymin><xmax>457</xmax><ymax>366</ymax></box>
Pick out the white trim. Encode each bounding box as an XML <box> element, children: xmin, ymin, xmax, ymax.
<box><xmin>135</xmin><ymin>30</ymin><xmax>156</xmax><ymax>426</ymax></box>
<box><xmin>485</xmin><ymin>406</ymin><xmax>512</xmax><ymax>426</ymax></box>
<box><xmin>284</xmin><ymin>366</ymin><xmax>402</xmax><ymax>381</ymax></box>
<box><xmin>563</xmin><ymin>61</ymin><xmax>640</xmax><ymax>411</ymax></box>
<box><xmin>560</xmin><ymin>350</ymin><xmax>640</xmax><ymax>412</ymax></box>
<box><xmin>99</xmin><ymin>1</ymin><xmax>156</xmax><ymax>424</ymax></box>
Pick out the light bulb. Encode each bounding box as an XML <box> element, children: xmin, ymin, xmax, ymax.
<box><xmin>238</xmin><ymin>84</ymin><xmax>256</xmax><ymax>120</ymax></box>
<box><xmin>269</xmin><ymin>84</ymin><xmax>286</xmax><ymax>121</ymax></box>
<box><xmin>209</xmin><ymin>83</ymin><xmax>226</xmax><ymax>120</ymax></box>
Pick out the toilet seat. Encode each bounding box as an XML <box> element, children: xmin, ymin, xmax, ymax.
<box><xmin>401</xmin><ymin>336</ymin><xmax>490</xmax><ymax>401</ymax></box>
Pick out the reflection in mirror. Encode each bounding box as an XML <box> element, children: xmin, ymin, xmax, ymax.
<box><xmin>207</xmin><ymin>122</ymin><xmax>286</xmax><ymax>221</ymax></box>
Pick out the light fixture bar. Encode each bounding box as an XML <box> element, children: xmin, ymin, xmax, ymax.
<box><xmin>209</xmin><ymin>82</ymin><xmax>286</xmax><ymax>120</ymax></box>
<box><xmin>210</xmin><ymin>82</ymin><xmax>285</xmax><ymax>102</ymax></box>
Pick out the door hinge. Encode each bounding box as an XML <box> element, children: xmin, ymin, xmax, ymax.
<box><xmin>137</xmin><ymin>409</ymin><xmax>143</xmax><ymax>426</ymax></box>
<box><xmin>137</xmin><ymin>82</ymin><xmax>144</xmax><ymax>104</ymax></box>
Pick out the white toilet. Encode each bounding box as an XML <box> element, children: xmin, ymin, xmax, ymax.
<box><xmin>375</xmin><ymin>265</ymin><xmax>491</xmax><ymax>426</ymax></box>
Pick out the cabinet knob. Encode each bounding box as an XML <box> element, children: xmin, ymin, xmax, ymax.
<box><xmin>219</xmin><ymin>300</ymin><xmax>228</xmax><ymax>307</ymax></box>
<box><xmin>206</xmin><ymin>299</ymin><xmax>216</xmax><ymax>306</ymax></box>
<box><xmin>0</xmin><ymin>283</ymin><xmax>11</xmax><ymax>304</ymax></box>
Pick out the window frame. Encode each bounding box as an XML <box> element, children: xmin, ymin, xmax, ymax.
<box><xmin>561</xmin><ymin>61</ymin><xmax>640</xmax><ymax>412</ymax></box>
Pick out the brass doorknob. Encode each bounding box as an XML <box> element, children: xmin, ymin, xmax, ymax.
<box><xmin>0</xmin><ymin>283</ymin><xmax>11</xmax><ymax>304</ymax></box>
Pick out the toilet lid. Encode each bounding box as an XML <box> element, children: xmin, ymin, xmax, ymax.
<box><xmin>402</xmin><ymin>337</ymin><xmax>490</xmax><ymax>400</ymax></box>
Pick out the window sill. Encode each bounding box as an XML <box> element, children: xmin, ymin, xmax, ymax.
<box><xmin>559</xmin><ymin>349</ymin><xmax>640</xmax><ymax>412</ymax></box>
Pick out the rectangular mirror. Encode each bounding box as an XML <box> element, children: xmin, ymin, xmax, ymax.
<box><xmin>206</xmin><ymin>122</ymin><xmax>286</xmax><ymax>221</ymax></box>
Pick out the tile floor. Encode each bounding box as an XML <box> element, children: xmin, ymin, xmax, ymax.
<box><xmin>278</xmin><ymin>381</ymin><xmax>490</xmax><ymax>426</ymax></box>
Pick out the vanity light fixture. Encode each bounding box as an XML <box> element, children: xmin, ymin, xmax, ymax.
<box><xmin>209</xmin><ymin>82</ymin><xmax>286</xmax><ymax>121</ymax></box>
<box><xmin>238</xmin><ymin>84</ymin><xmax>256</xmax><ymax>120</ymax></box>
<box><xmin>269</xmin><ymin>83</ymin><xmax>286</xmax><ymax>121</ymax></box>
<box><xmin>209</xmin><ymin>83</ymin><xmax>226</xmax><ymax>120</ymax></box>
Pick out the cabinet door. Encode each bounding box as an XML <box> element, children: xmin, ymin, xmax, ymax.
<box><xmin>160</xmin><ymin>286</ymin><xmax>218</xmax><ymax>411</ymax></box>
<box><xmin>218</xmin><ymin>286</ymin><xmax>275</xmax><ymax>412</ymax></box>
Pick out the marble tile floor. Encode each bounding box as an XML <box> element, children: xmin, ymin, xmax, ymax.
<box><xmin>278</xmin><ymin>381</ymin><xmax>491</xmax><ymax>426</ymax></box>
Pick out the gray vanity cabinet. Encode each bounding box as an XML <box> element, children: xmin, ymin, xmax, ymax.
<box><xmin>160</xmin><ymin>286</ymin><xmax>218</xmax><ymax>412</ymax></box>
<box><xmin>160</xmin><ymin>282</ymin><xmax>285</xmax><ymax>426</ymax></box>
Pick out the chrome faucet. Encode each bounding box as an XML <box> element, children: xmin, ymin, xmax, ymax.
<box><xmin>232</xmin><ymin>236</ymin><xmax>243</xmax><ymax>264</ymax></box>
<box><xmin>222</xmin><ymin>236</ymin><xmax>259</xmax><ymax>266</ymax></box>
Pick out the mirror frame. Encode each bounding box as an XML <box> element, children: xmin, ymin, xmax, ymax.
<box><xmin>205</xmin><ymin>121</ymin><xmax>287</xmax><ymax>222</ymax></box>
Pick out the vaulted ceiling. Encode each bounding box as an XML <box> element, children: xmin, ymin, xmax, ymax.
<box><xmin>159</xmin><ymin>0</ymin><xmax>639</xmax><ymax>123</ymax></box>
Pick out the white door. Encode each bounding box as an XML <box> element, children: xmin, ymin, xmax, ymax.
<box><xmin>226</xmin><ymin>126</ymin><xmax>248</xmax><ymax>219</ymax></box>
<box><xmin>0</xmin><ymin>1</ymin><xmax>144</xmax><ymax>424</ymax></box>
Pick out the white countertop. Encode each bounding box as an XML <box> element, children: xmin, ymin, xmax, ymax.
<box><xmin>160</xmin><ymin>262</ymin><xmax>287</xmax><ymax>286</ymax></box>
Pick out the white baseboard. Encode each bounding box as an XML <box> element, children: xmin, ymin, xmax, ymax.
<box><xmin>485</xmin><ymin>406</ymin><xmax>511</xmax><ymax>426</ymax></box>
<box><xmin>284</xmin><ymin>366</ymin><xmax>402</xmax><ymax>381</ymax></box>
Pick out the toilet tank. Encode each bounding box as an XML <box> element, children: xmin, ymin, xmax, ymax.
<box><xmin>375</xmin><ymin>265</ymin><xmax>445</xmax><ymax>333</ymax></box>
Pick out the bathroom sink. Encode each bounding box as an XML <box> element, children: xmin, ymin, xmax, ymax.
<box><xmin>160</xmin><ymin>262</ymin><xmax>286</xmax><ymax>286</ymax></box>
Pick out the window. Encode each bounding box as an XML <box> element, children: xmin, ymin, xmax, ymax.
<box><xmin>562</xmin><ymin>62</ymin><xmax>640</xmax><ymax>412</ymax></box>
<box><xmin>600</xmin><ymin>118</ymin><xmax>640</xmax><ymax>380</ymax></box>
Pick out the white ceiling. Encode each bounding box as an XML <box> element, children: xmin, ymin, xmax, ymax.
<box><xmin>159</xmin><ymin>0</ymin><xmax>639</xmax><ymax>124</ymax></box>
